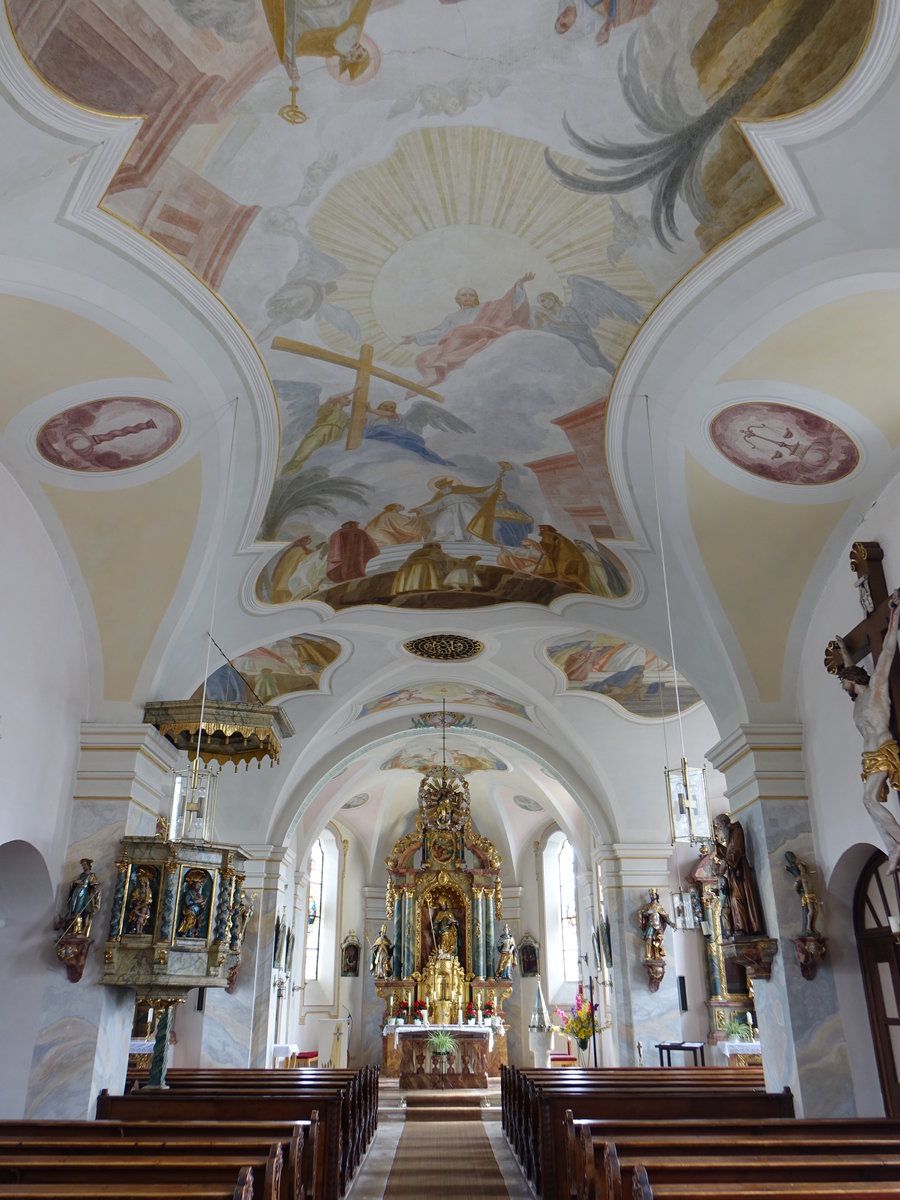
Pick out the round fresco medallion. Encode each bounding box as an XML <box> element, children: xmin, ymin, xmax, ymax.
<box><xmin>36</xmin><ymin>397</ymin><xmax>181</xmax><ymax>473</ymax></box>
<box><xmin>514</xmin><ymin>795</ymin><xmax>543</xmax><ymax>812</ymax></box>
<box><xmin>709</xmin><ymin>402</ymin><xmax>859</xmax><ymax>485</ymax></box>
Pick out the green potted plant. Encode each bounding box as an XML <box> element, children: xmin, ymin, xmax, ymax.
<box><xmin>426</xmin><ymin>1029</ymin><xmax>459</xmax><ymax>1087</ymax></box>
<box><xmin>724</xmin><ymin>1015</ymin><xmax>754</xmax><ymax>1041</ymax></box>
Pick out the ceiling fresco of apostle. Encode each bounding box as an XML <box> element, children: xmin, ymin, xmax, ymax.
<box><xmin>10</xmin><ymin>0</ymin><xmax>875</xmax><ymax>614</ymax></box>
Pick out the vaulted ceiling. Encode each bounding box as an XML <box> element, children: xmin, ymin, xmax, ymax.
<box><xmin>2</xmin><ymin>0</ymin><xmax>898</xmax><ymax>869</ymax></box>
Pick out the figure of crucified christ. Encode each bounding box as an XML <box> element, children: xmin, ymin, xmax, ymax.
<box><xmin>835</xmin><ymin>588</ymin><xmax>900</xmax><ymax>873</ymax></box>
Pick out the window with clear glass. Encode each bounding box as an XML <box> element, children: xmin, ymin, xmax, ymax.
<box><xmin>305</xmin><ymin>838</ymin><xmax>324</xmax><ymax>982</ymax></box>
<box><xmin>558</xmin><ymin>838</ymin><xmax>579</xmax><ymax>981</ymax></box>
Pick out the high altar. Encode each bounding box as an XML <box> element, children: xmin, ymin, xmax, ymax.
<box><xmin>376</xmin><ymin>762</ymin><xmax>511</xmax><ymax>1079</ymax></box>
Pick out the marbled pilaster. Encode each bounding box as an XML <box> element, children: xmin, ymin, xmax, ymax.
<box><xmin>247</xmin><ymin>847</ymin><xmax>292</xmax><ymax>1068</ymax></box>
<box><xmin>596</xmin><ymin>844</ymin><xmax>682</xmax><ymax>1066</ymax></box>
<box><xmin>708</xmin><ymin>724</ymin><xmax>855</xmax><ymax>1117</ymax></box>
<box><xmin>26</xmin><ymin>724</ymin><xmax>178</xmax><ymax>1118</ymax></box>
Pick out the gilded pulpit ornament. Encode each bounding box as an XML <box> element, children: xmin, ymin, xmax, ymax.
<box><xmin>144</xmin><ymin>699</ymin><xmax>294</xmax><ymax>770</ymax></box>
<box><xmin>403</xmin><ymin>633</ymin><xmax>484</xmax><ymax>661</ymax></box>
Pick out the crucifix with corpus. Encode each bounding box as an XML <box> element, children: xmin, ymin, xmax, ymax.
<box><xmin>272</xmin><ymin>337</ymin><xmax>443</xmax><ymax>452</ymax></box>
<box><xmin>825</xmin><ymin>541</ymin><xmax>900</xmax><ymax>872</ymax></box>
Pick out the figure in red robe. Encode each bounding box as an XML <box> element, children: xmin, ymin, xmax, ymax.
<box><xmin>326</xmin><ymin>520</ymin><xmax>379</xmax><ymax>583</ymax></box>
<box><xmin>400</xmin><ymin>273</ymin><xmax>534</xmax><ymax>394</ymax></box>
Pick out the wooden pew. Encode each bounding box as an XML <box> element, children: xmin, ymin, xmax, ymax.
<box><xmin>0</xmin><ymin>1119</ymin><xmax>316</xmax><ymax>1200</ymax></box>
<box><xmin>631</xmin><ymin>1163</ymin><xmax>900</xmax><ymax>1199</ymax></box>
<box><xmin>0</xmin><ymin>1148</ymin><xmax>281</xmax><ymax>1200</ymax></box>
<box><xmin>529</xmin><ymin>1085</ymin><xmax>794</xmax><ymax>1199</ymax></box>
<box><xmin>98</xmin><ymin>1090</ymin><xmax>343</xmax><ymax>1200</ymax></box>
<box><xmin>564</xmin><ymin>1115</ymin><xmax>900</xmax><ymax>1200</ymax></box>
<box><xmin>0</xmin><ymin>1166</ymin><xmax>255</xmax><ymax>1199</ymax></box>
<box><xmin>500</xmin><ymin>1064</ymin><xmax>765</xmax><ymax>1169</ymax></box>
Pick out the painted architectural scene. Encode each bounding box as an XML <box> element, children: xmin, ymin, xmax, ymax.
<box><xmin>547</xmin><ymin>631</ymin><xmax>701</xmax><ymax>716</ymax></box>
<box><xmin>379</xmin><ymin>739</ymin><xmax>508</xmax><ymax>774</ymax></box>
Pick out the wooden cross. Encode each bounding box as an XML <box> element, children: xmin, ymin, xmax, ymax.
<box><xmin>272</xmin><ymin>337</ymin><xmax>443</xmax><ymax>451</ymax></box>
<box><xmin>824</xmin><ymin>541</ymin><xmax>900</xmax><ymax>740</ymax></box>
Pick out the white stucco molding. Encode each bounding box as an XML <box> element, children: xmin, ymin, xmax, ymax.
<box><xmin>594</xmin><ymin>842</ymin><xmax>676</xmax><ymax>892</ymax></box>
<box><xmin>706</xmin><ymin>724</ymin><xmax>808</xmax><ymax>813</ymax></box>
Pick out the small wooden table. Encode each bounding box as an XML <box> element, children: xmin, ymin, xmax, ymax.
<box><xmin>656</xmin><ymin>1039</ymin><xmax>706</xmax><ymax>1066</ymax></box>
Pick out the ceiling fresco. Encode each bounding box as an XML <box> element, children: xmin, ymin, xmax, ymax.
<box><xmin>708</xmin><ymin>402</ymin><xmax>860</xmax><ymax>486</ymax></box>
<box><xmin>547</xmin><ymin>630</ymin><xmax>701</xmax><ymax>717</ymax></box>
<box><xmin>357</xmin><ymin>681</ymin><xmax>528</xmax><ymax>721</ymax></box>
<box><xmin>379</xmin><ymin>738</ymin><xmax>508</xmax><ymax>774</ymax></box>
<box><xmin>10</xmin><ymin>0</ymin><xmax>875</xmax><ymax>615</ymax></box>
<box><xmin>190</xmin><ymin>634</ymin><xmax>341</xmax><ymax>702</ymax></box>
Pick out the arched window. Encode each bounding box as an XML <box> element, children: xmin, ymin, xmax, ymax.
<box><xmin>558</xmin><ymin>837</ymin><xmax>580</xmax><ymax>983</ymax></box>
<box><xmin>542</xmin><ymin>830</ymin><xmax>581</xmax><ymax>1002</ymax></box>
<box><xmin>301</xmin><ymin>828</ymin><xmax>341</xmax><ymax>1010</ymax></box>
<box><xmin>305</xmin><ymin>838</ymin><xmax>325</xmax><ymax>982</ymax></box>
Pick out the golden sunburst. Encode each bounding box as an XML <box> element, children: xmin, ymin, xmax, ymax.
<box><xmin>308</xmin><ymin>125</ymin><xmax>657</xmax><ymax>365</ymax></box>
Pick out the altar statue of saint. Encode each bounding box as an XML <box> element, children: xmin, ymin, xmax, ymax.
<box><xmin>835</xmin><ymin>590</ymin><xmax>900</xmax><ymax>873</ymax></box>
<box><xmin>126</xmin><ymin>867</ymin><xmax>153</xmax><ymax>935</ymax></box>
<box><xmin>712</xmin><ymin>814</ymin><xmax>764</xmax><ymax>936</ymax></box>
<box><xmin>60</xmin><ymin>858</ymin><xmax>102</xmax><ymax>938</ymax></box>
<box><xmin>637</xmin><ymin>888</ymin><xmax>673</xmax><ymax>960</ymax></box>
<box><xmin>370</xmin><ymin>923</ymin><xmax>393</xmax><ymax>979</ymax></box>
<box><xmin>433</xmin><ymin>905</ymin><xmax>459</xmax><ymax>957</ymax></box>
<box><xmin>784</xmin><ymin>851</ymin><xmax>820</xmax><ymax>936</ymax></box>
<box><xmin>496</xmin><ymin>924</ymin><xmax>517</xmax><ymax>979</ymax></box>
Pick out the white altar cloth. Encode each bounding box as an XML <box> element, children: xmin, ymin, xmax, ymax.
<box><xmin>384</xmin><ymin>1022</ymin><xmax>502</xmax><ymax>1053</ymax></box>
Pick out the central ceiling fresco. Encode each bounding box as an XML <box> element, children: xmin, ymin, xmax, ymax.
<box><xmin>12</xmin><ymin>0</ymin><xmax>874</xmax><ymax>616</ymax></box>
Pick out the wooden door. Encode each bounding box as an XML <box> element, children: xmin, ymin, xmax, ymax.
<box><xmin>856</xmin><ymin>849</ymin><xmax>900</xmax><ymax>1116</ymax></box>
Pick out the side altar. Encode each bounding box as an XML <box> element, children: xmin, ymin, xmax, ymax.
<box><xmin>373</xmin><ymin>762</ymin><xmax>512</xmax><ymax>1079</ymax></box>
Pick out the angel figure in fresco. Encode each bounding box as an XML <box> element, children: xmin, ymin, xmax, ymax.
<box><xmin>360</xmin><ymin>399</ymin><xmax>473</xmax><ymax>465</ymax></box>
<box><xmin>261</xmin><ymin>0</ymin><xmax>375</xmax><ymax>84</ymax></box>
<box><xmin>258</xmin><ymin>207</ymin><xmax>360</xmax><ymax>345</ymax></box>
<box><xmin>399</xmin><ymin>274</ymin><xmax>534</xmax><ymax>393</ymax></box>
<box><xmin>555</xmin><ymin>0</ymin><xmax>659</xmax><ymax>45</ymax></box>
<box><xmin>530</xmin><ymin>277</ymin><xmax>644</xmax><ymax>372</ymax></box>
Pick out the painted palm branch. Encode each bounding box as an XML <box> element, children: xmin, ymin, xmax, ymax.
<box><xmin>260</xmin><ymin>466</ymin><xmax>370</xmax><ymax>541</ymax></box>
<box><xmin>546</xmin><ymin>0</ymin><xmax>838</xmax><ymax>250</ymax></box>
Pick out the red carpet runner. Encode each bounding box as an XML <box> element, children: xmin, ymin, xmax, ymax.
<box><xmin>383</xmin><ymin>1120</ymin><xmax>509</xmax><ymax>1198</ymax></box>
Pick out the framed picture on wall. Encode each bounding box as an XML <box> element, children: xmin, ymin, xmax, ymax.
<box><xmin>340</xmin><ymin>932</ymin><xmax>360</xmax><ymax>977</ymax></box>
<box><xmin>519</xmin><ymin>934</ymin><xmax>539</xmax><ymax>977</ymax></box>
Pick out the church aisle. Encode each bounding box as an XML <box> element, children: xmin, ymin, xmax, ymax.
<box><xmin>382</xmin><ymin>1121</ymin><xmax>512</xmax><ymax>1198</ymax></box>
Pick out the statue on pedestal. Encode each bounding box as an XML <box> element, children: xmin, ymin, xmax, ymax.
<box><xmin>784</xmin><ymin>851</ymin><xmax>820</xmax><ymax>936</ymax></box>
<box><xmin>496</xmin><ymin>924</ymin><xmax>517</xmax><ymax>979</ymax></box>
<box><xmin>433</xmin><ymin>904</ymin><xmax>459</xmax><ymax>957</ymax></box>
<box><xmin>713</xmin><ymin>814</ymin><xmax>764</xmax><ymax>936</ymax></box>
<box><xmin>637</xmin><ymin>888</ymin><xmax>672</xmax><ymax>960</ymax></box>
<box><xmin>370</xmin><ymin>923</ymin><xmax>394</xmax><ymax>980</ymax></box>
<box><xmin>60</xmin><ymin>858</ymin><xmax>102</xmax><ymax>938</ymax></box>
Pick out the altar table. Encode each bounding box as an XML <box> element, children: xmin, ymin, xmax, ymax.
<box><xmin>382</xmin><ymin>1024</ymin><xmax>507</xmax><ymax>1088</ymax></box>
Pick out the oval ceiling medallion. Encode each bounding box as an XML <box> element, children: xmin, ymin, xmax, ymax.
<box><xmin>36</xmin><ymin>397</ymin><xmax>182</xmax><ymax>472</ymax></box>
<box><xmin>709</xmin><ymin>401</ymin><xmax>859</xmax><ymax>486</ymax></box>
<box><xmin>403</xmin><ymin>633</ymin><xmax>484</xmax><ymax>661</ymax></box>
<box><xmin>342</xmin><ymin>793</ymin><xmax>369</xmax><ymax>810</ymax></box>
<box><xmin>514</xmin><ymin>795</ymin><xmax>543</xmax><ymax>812</ymax></box>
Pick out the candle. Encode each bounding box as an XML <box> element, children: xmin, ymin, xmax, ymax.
<box><xmin>389</xmin><ymin>995</ymin><xmax>394</xmax><ymax>1015</ymax></box>
<box><xmin>408</xmin><ymin>990</ymin><xmax>413</xmax><ymax>1010</ymax></box>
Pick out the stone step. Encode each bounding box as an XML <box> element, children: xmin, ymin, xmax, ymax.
<box><xmin>405</xmin><ymin>1090</ymin><xmax>485</xmax><ymax>1108</ymax></box>
<box><xmin>404</xmin><ymin>1104</ymin><xmax>483</xmax><ymax>1122</ymax></box>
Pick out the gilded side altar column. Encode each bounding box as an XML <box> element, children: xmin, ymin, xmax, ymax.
<box><xmin>485</xmin><ymin>892</ymin><xmax>495</xmax><ymax>978</ymax></box>
<box><xmin>402</xmin><ymin>889</ymin><xmax>414</xmax><ymax>977</ymax></box>
<box><xmin>392</xmin><ymin>897</ymin><xmax>403</xmax><ymax>980</ymax></box>
<box><xmin>473</xmin><ymin>888</ymin><xmax>484</xmax><ymax>978</ymax></box>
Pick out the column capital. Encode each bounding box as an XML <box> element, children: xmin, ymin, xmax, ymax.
<box><xmin>706</xmin><ymin>724</ymin><xmax>807</xmax><ymax>811</ymax></box>
<box><xmin>594</xmin><ymin>843</ymin><xmax>675</xmax><ymax>891</ymax></box>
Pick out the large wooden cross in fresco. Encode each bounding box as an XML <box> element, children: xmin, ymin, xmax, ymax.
<box><xmin>272</xmin><ymin>337</ymin><xmax>443</xmax><ymax>451</ymax></box>
<box><xmin>825</xmin><ymin>541</ymin><xmax>900</xmax><ymax>740</ymax></box>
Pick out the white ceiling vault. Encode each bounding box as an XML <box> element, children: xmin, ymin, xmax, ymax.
<box><xmin>2</xmin><ymin>1</ymin><xmax>899</xmax><ymax>875</ymax></box>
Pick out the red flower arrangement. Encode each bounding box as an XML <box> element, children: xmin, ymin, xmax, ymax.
<box><xmin>412</xmin><ymin>999</ymin><xmax>427</xmax><ymax>1018</ymax></box>
<box><xmin>395</xmin><ymin>1000</ymin><xmax>408</xmax><ymax>1018</ymax></box>
<box><xmin>483</xmin><ymin>1001</ymin><xmax>495</xmax><ymax>1017</ymax></box>
<box><xmin>465</xmin><ymin>1000</ymin><xmax>476</xmax><ymax>1019</ymax></box>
